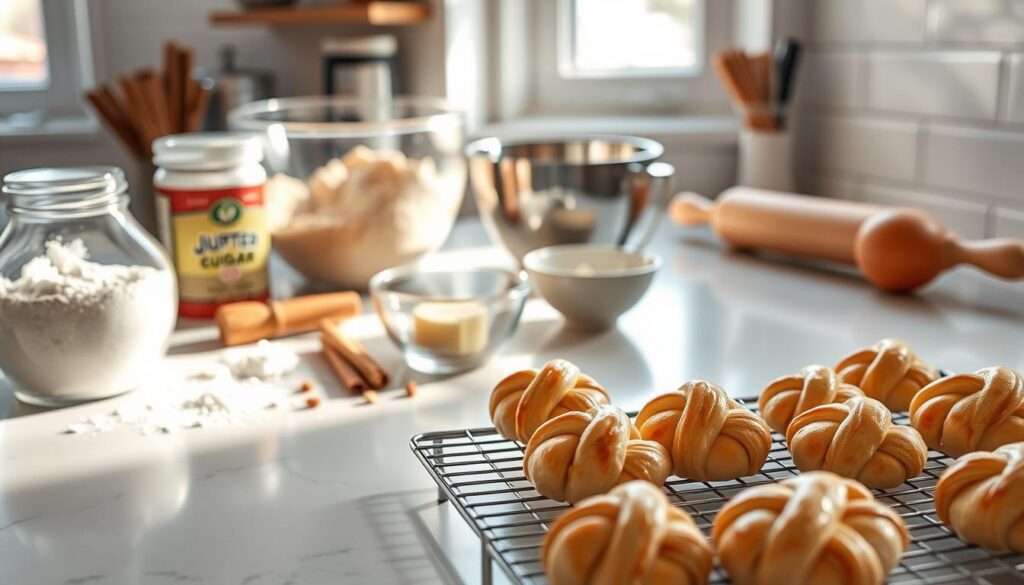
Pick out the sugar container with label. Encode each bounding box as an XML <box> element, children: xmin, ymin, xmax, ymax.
<box><xmin>154</xmin><ymin>133</ymin><xmax>270</xmax><ymax>318</ymax></box>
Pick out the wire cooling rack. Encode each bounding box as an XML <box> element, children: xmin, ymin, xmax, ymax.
<box><xmin>410</xmin><ymin>398</ymin><xmax>1024</xmax><ymax>585</ymax></box>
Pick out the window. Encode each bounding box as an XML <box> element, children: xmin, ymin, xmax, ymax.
<box><xmin>560</xmin><ymin>0</ymin><xmax>702</xmax><ymax>79</ymax></box>
<box><xmin>0</xmin><ymin>0</ymin><xmax>49</xmax><ymax>88</ymax></box>
<box><xmin>490</xmin><ymin>0</ymin><xmax>734</xmax><ymax>121</ymax></box>
<box><xmin>0</xmin><ymin>0</ymin><xmax>94</xmax><ymax>133</ymax></box>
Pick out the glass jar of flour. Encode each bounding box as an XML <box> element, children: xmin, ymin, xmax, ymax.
<box><xmin>0</xmin><ymin>167</ymin><xmax>177</xmax><ymax>406</ymax></box>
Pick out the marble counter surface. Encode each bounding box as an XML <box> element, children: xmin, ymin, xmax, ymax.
<box><xmin>1</xmin><ymin>219</ymin><xmax>1023</xmax><ymax>585</ymax></box>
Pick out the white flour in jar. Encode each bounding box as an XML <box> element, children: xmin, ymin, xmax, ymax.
<box><xmin>0</xmin><ymin>239</ymin><xmax>176</xmax><ymax>401</ymax></box>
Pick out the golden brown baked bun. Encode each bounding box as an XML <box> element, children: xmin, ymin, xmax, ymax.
<box><xmin>542</xmin><ymin>480</ymin><xmax>712</xmax><ymax>585</ymax></box>
<box><xmin>786</xmin><ymin>396</ymin><xmax>927</xmax><ymax>489</ymax></box>
<box><xmin>635</xmin><ymin>380</ymin><xmax>771</xmax><ymax>481</ymax></box>
<box><xmin>934</xmin><ymin>442</ymin><xmax>1024</xmax><ymax>553</ymax></box>
<box><xmin>523</xmin><ymin>405</ymin><xmax>671</xmax><ymax>503</ymax></box>
<box><xmin>759</xmin><ymin>364</ymin><xmax>864</xmax><ymax>434</ymax></box>
<box><xmin>489</xmin><ymin>359</ymin><xmax>609</xmax><ymax>442</ymax></box>
<box><xmin>835</xmin><ymin>338</ymin><xmax>938</xmax><ymax>411</ymax></box>
<box><xmin>712</xmin><ymin>471</ymin><xmax>908</xmax><ymax>585</ymax></box>
<box><xmin>909</xmin><ymin>366</ymin><xmax>1024</xmax><ymax>457</ymax></box>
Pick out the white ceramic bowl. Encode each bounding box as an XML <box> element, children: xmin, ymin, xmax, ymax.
<box><xmin>523</xmin><ymin>245</ymin><xmax>661</xmax><ymax>330</ymax></box>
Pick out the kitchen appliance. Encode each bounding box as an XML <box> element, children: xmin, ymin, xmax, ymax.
<box><xmin>200</xmin><ymin>46</ymin><xmax>275</xmax><ymax>131</ymax></box>
<box><xmin>321</xmin><ymin>35</ymin><xmax>396</xmax><ymax>103</ymax></box>
<box><xmin>466</xmin><ymin>136</ymin><xmax>676</xmax><ymax>262</ymax></box>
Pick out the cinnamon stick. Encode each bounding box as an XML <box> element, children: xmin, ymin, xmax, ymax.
<box><xmin>321</xmin><ymin>341</ymin><xmax>366</xmax><ymax>394</ymax></box>
<box><xmin>142</xmin><ymin>71</ymin><xmax>170</xmax><ymax>136</ymax></box>
<box><xmin>186</xmin><ymin>82</ymin><xmax>209</xmax><ymax>132</ymax></box>
<box><xmin>119</xmin><ymin>74</ymin><xmax>160</xmax><ymax>156</ymax></box>
<box><xmin>163</xmin><ymin>41</ymin><xmax>183</xmax><ymax>133</ymax></box>
<box><xmin>85</xmin><ymin>88</ymin><xmax>145</xmax><ymax>158</ymax></box>
<box><xmin>318</xmin><ymin>319</ymin><xmax>389</xmax><ymax>389</ymax></box>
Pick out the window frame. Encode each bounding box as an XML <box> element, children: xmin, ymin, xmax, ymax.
<box><xmin>0</xmin><ymin>0</ymin><xmax>95</xmax><ymax>127</ymax></box>
<box><xmin>505</xmin><ymin>0</ymin><xmax>735</xmax><ymax>119</ymax></box>
<box><xmin>556</xmin><ymin>0</ymin><xmax>706</xmax><ymax>80</ymax></box>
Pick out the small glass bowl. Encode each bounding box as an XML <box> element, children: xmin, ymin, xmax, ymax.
<box><xmin>369</xmin><ymin>265</ymin><xmax>530</xmax><ymax>374</ymax></box>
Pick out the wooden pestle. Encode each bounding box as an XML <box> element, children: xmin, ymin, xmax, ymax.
<box><xmin>216</xmin><ymin>292</ymin><xmax>362</xmax><ymax>346</ymax></box>
<box><xmin>671</xmin><ymin>187</ymin><xmax>1024</xmax><ymax>292</ymax></box>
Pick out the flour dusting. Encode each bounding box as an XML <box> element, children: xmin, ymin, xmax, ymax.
<box><xmin>65</xmin><ymin>340</ymin><xmax>307</xmax><ymax>435</ymax></box>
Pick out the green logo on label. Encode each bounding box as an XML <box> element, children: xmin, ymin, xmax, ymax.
<box><xmin>209</xmin><ymin>198</ymin><xmax>243</xmax><ymax>226</ymax></box>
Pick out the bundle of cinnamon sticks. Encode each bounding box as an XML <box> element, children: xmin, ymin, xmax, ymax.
<box><xmin>319</xmin><ymin>318</ymin><xmax>391</xmax><ymax>401</ymax></box>
<box><xmin>85</xmin><ymin>41</ymin><xmax>208</xmax><ymax>159</ymax></box>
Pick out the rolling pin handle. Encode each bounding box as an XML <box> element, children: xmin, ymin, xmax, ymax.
<box><xmin>669</xmin><ymin>191</ymin><xmax>715</xmax><ymax>227</ymax></box>
<box><xmin>946</xmin><ymin>238</ymin><xmax>1024</xmax><ymax>280</ymax></box>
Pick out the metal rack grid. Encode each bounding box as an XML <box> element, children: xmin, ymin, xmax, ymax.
<box><xmin>410</xmin><ymin>398</ymin><xmax>1024</xmax><ymax>585</ymax></box>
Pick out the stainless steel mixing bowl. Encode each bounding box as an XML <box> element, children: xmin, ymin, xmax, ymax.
<box><xmin>466</xmin><ymin>136</ymin><xmax>675</xmax><ymax>261</ymax></box>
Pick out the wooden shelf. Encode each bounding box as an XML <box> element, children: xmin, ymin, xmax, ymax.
<box><xmin>210</xmin><ymin>2</ymin><xmax>430</xmax><ymax>27</ymax></box>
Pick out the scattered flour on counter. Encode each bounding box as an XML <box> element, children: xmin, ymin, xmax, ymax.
<box><xmin>66</xmin><ymin>340</ymin><xmax>304</xmax><ymax>436</ymax></box>
<box><xmin>221</xmin><ymin>339</ymin><xmax>299</xmax><ymax>380</ymax></box>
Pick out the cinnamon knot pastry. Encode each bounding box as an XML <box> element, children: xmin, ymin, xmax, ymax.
<box><xmin>489</xmin><ymin>359</ymin><xmax>609</xmax><ymax>442</ymax></box>
<box><xmin>934</xmin><ymin>442</ymin><xmax>1024</xmax><ymax>553</ymax></box>
<box><xmin>543</xmin><ymin>480</ymin><xmax>712</xmax><ymax>585</ymax></box>
<box><xmin>712</xmin><ymin>471</ymin><xmax>909</xmax><ymax>585</ymax></box>
<box><xmin>524</xmin><ymin>405</ymin><xmax>671</xmax><ymax>503</ymax></box>
<box><xmin>759</xmin><ymin>365</ymin><xmax>864</xmax><ymax>434</ymax></box>
<box><xmin>909</xmin><ymin>366</ymin><xmax>1024</xmax><ymax>457</ymax></box>
<box><xmin>636</xmin><ymin>380</ymin><xmax>771</xmax><ymax>481</ymax></box>
<box><xmin>835</xmin><ymin>338</ymin><xmax>938</xmax><ymax>411</ymax></box>
<box><xmin>786</xmin><ymin>396</ymin><xmax>927</xmax><ymax>489</ymax></box>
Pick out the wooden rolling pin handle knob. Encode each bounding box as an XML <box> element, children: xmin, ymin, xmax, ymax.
<box><xmin>669</xmin><ymin>191</ymin><xmax>714</xmax><ymax>227</ymax></box>
<box><xmin>856</xmin><ymin>209</ymin><xmax>1024</xmax><ymax>292</ymax></box>
<box><xmin>946</xmin><ymin>238</ymin><xmax>1024</xmax><ymax>280</ymax></box>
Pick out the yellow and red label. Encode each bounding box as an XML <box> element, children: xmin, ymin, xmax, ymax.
<box><xmin>156</xmin><ymin>185</ymin><xmax>270</xmax><ymax>319</ymax></box>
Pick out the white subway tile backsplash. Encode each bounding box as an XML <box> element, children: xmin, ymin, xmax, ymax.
<box><xmin>799</xmin><ymin>173</ymin><xmax>860</xmax><ymax>200</ymax></box>
<box><xmin>799</xmin><ymin>116</ymin><xmax>918</xmax><ymax>181</ymax></box>
<box><xmin>1008</xmin><ymin>54</ymin><xmax>1024</xmax><ymax>123</ymax></box>
<box><xmin>924</xmin><ymin>126</ymin><xmax>1024</xmax><ymax>201</ymax></box>
<box><xmin>800</xmin><ymin>53</ymin><xmax>862</xmax><ymax>108</ymax></box>
<box><xmin>861</xmin><ymin>183</ymin><xmax>988</xmax><ymax>239</ymax></box>
<box><xmin>798</xmin><ymin>1</ymin><xmax>1024</xmax><ymax>234</ymax></box>
<box><xmin>931</xmin><ymin>0</ymin><xmax>1024</xmax><ymax>44</ymax></box>
<box><xmin>812</xmin><ymin>0</ymin><xmax>927</xmax><ymax>43</ymax></box>
<box><xmin>993</xmin><ymin>207</ymin><xmax>1024</xmax><ymax>238</ymax></box>
<box><xmin>867</xmin><ymin>52</ymin><xmax>1002</xmax><ymax>119</ymax></box>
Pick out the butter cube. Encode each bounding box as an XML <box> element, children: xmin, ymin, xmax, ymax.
<box><xmin>412</xmin><ymin>302</ymin><xmax>489</xmax><ymax>356</ymax></box>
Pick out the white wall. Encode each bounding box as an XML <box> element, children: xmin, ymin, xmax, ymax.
<box><xmin>794</xmin><ymin>0</ymin><xmax>1024</xmax><ymax>239</ymax></box>
<box><xmin>0</xmin><ymin>0</ymin><xmax>447</xmax><ymax>227</ymax></box>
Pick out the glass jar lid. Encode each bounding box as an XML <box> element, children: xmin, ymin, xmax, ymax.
<box><xmin>2</xmin><ymin>166</ymin><xmax>127</xmax><ymax>212</ymax></box>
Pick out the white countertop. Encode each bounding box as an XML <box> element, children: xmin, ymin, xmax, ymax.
<box><xmin>2</xmin><ymin>219</ymin><xmax>1023</xmax><ymax>585</ymax></box>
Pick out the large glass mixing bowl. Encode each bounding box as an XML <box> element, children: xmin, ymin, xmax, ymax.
<box><xmin>230</xmin><ymin>96</ymin><xmax>466</xmax><ymax>289</ymax></box>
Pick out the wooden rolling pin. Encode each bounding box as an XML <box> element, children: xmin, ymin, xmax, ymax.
<box><xmin>216</xmin><ymin>292</ymin><xmax>362</xmax><ymax>346</ymax></box>
<box><xmin>671</xmin><ymin>187</ymin><xmax>1024</xmax><ymax>292</ymax></box>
